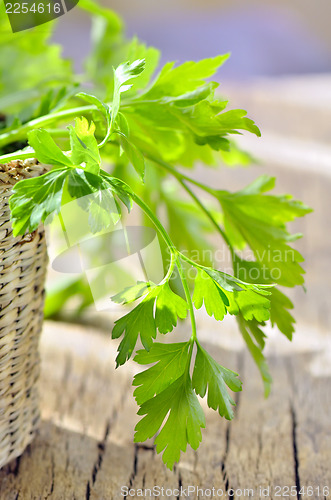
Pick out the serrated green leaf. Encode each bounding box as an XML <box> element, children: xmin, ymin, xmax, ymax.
<box><xmin>155</xmin><ymin>282</ymin><xmax>188</xmax><ymax>333</ymax></box>
<box><xmin>77</xmin><ymin>92</ymin><xmax>111</xmax><ymax>128</ymax></box>
<box><xmin>28</xmin><ymin>129</ymin><xmax>72</xmax><ymax>167</ymax></box>
<box><xmin>111</xmin><ymin>59</ymin><xmax>145</xmax><ymax>128</ymax></box>
<box><xmin>237</xmin><ymin>315</ymin><xmax>272</xmax><ymax>397</ymax></box>
<box><xmin>142</xmin><ymin>55</ymin><xmax>229</xmax><ymax>100</ymax></box>
<box><xmin>112</xmin><ymin>295</ymin><xmax>157</xmax><ymax>366</ymax></box>
<box><xmin>269</xmin><ymin>288</ymin><xmax>295</xmax><ymax>340</ymax></box>
<box><xmin>67</xmin><ymin>169</ymin><xmax>126</xmax><ymax>231</ymax></box>
<box><xmin>134</xmin><ymin>373</ymin><xmax>205</xmax><ymax>470</ymax></box>
<box><xmin>117</xmin><ymin>131</ymin><xmax>145</xmax><ymax>180</ymax></box>
<box><xmin>133</xmin><ymin>342</ymin><xmax>190</xmax><ymax>405</ymax></box>
<box><xmin>100</xmin><ymin>173</ymin><xmax>133</xmax><ymax>212</ymax></box>
<box><xmin>9</xmin><ymin>167</ymin><xmax>71</xmax><ymax>236</ymax></box>
<box><xmin>193</xmin><ymin>268</ymin><xmax>228</xmax><ymax>321</ymax></box>
<box><xmin>218</xmin><ymin>177</ymin><xmax>312</xmax><ymax>287</ymax></box>
<box><xmin>247</xmin><ymin>320</ymin><xmax>267</xmax><ymax>350</ymax></box>
<box><xmin>192</xmin><ymin>343</ymin><xmax>242</xmax><ymax>419</ymax></box>
<box><xmin>162</xmin><ymin>82</ymin><xmax>219</xmax><ymax>107</ymax></box>
<box><xmin>193</xmin><ymin>268</ymin><xmax>271</xmax><ymax>322</ymax></box>
<box><xmin>69</xmin><ymin>117</ymin><xmax>101</xmax><ymax>174</ymax></box>
<box><xmin>233</xmin><ymin>255</ymin><xmax>296</xmax><ymax>339</ymax></box>
<box><xmin>226</xmin><ymin>288</ymin><xmax>271</xmax><ymax>322</ymax></box>
<box><xmin>204</xmin><ymin>268</ymin><xmax>272</xmax><ymax>295</ymax></box>
<box><xmin>111</xmin><ymin>281</ymin><xmax>155</xmax><ymax>304</ymax></box>
<box><xmin>121</xmin><ymin>54</ymin><xmax>260</xmax><ymax>168</ymax></box>
<box><xmin>112</xmin><ymin>282</ymin><xmax>188</xmax><ymax>364</ymax></box>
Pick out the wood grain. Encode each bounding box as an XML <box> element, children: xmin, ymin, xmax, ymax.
<box><xmin>0</xmin><ymin>321</ymin><xmax>330</xmax><ymax>500</ymax></box>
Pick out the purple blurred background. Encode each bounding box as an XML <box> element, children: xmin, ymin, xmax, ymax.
<box><xmin>53</xmin><ymin>0</ymin><xmax>331</xmax><ymax>79</ymax></box>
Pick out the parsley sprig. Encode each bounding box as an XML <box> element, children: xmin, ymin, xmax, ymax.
<box><xmin>0</xmin><ymin>0</ymin><xmax>312</xmax><ymax>469</ymax></box>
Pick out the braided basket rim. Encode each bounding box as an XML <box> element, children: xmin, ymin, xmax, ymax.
<box><xmin>0</xmin><ymin>159</ymin><xmax>49</xmax><ymax>186</ymax></box>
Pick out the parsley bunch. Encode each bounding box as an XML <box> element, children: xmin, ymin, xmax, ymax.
<box><xmin>0</xmin><ymin>0</ymin><xmax>312</xmax><ymax>469</ymax></box>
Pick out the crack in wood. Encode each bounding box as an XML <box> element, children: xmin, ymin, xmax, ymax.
<box><xmin>124</xmin><ymin>444</ymin><xmax>139</xmax><ymax>500</ymax></box>
<box><xmin>44</xmin><ymin>454</ymin><xmax>55</xmax><ymax>499</ymax></box>
<box><xmin>219</xmin><ymin>352</ymin><xmax>244</xmax><ymax>500</ymax></box>
<box><xmin>290</xmin><ymin>405</ymin><xmax>302</xmax><ymax>500</ymax></box>
<box><xmin>85</xmin><ymin>480</ymin><xmax>91</xmax><ymax>500</ymax></box>
<box><xmin>176</xmin><ymin>472</ymin><xmax>182</xmax><ymax>500</ymax></box>
<box><xmin>92</xmin><ymin>420</ymin><xmax>111</xmax><ymax>485</ymax></box>
<box><xmin>286</xmin><ymin>359</ymin><xmax>302</xmax><ymax>500</ymax></box>
<box><xmin>85</xmin><ymin>389</ymin><xmax>131</xmax><ymax>499</ymax></box>
<box><xmin>85</xmin><ymin>419</ymin><xmax>111</xmax><ymax>500</ymax></box>
<box><xmin>220</xmin><ymin>390</ymin><xmax>242</xmax><ymax>500</ymax></box>
<box><xmin>135</xmin><ymin>444</ymin><xmax>155</xmax><ymax>452</ymax></box>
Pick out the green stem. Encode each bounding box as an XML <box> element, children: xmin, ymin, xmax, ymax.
<box><xmin>0</xmin><ymin>150</ymin><xmax>36</xmax><ymax>163</ymax></box>
<box><xmin>0</xmin><ymin>104</ymin><xmax>96</xmax><ymax>149</ymax></box>
<box><xmin>58</xmin><ymin>212</ymin><xmax>70</xmax><ymax>248</ymax></box>
<box><xmin>160</xmin><ymin>251</ymin><xmax>176</xmax><ymax>285</ymax></box>
<box><xmin>176</xmin><ymin>256</ymin><xmax>197</xmax><ymax>342</ymax></box>
<box><xmin>184</xmin><ymin>340</ymin><xmax>195</xmax><ymax>377</ymax></box>
<box><xmin>119</xmin><ymin>180</ymin><xmax>198</xmax><ymax>342</ymax></box>
<box><xmin>0</xmin><ymin>95</ymin><xmax>132</xmax><ymax>149</ymax></box>
<box><xmin>45</xmin><ymin>128</ymin><xmax>70</xmax><ymax>138</ymax></box>
<box><xmin>129</xmin><ymin>190</ymin><xmax>175</xmax><ymax>252</ymax></box>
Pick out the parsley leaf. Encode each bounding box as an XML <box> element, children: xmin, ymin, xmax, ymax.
<box><xmin>112</xmin><ymin>293</ymin><xmax>157</xmax><ymax>367</ymax></box>
<box><xmin>9</xmin><ymin>167</ymin><xmax>71</xmax><ymax>236</ymax></box>
<box><xmin>111</xmin><ymin>281</ymin><xmax>155</xmax><ymax>304</ymax></box>
<box><xmin>66</xmin><ymin>169</ymin><xmax>124</xmax><ymax>231</ymax></box>
<box><xmin>119</xmin><ymin>56</ymin><xmax>260</xmax><ymax>167</ymax></box>
<box><xmin>193</xmin><ymin>268</ymin><xmax>227</xmax><ymax>321</ymax></box>
<box><xmin>193</xmin><ymin>267</ymin><xmax>272</xmax><ymax>323</ymax></box>
<box><xmin>76</xmin><ymin>92</ymin><xmax>111</xmax><ymax>128</ymax></box>
<box><xmin>142</xmin><ymin>55</ymin><xmax>229</xmax><ymax>100</ymax></box>
<box><xmin>28</xmin><ymin>129</ymin><xmax>72</xmax><ymax>167</ymax></box>
<box><xmin>192</xmin><ymin>342</ymin><xmax>242</xmax><ymax>419</ymax></box>
<box><xmin>133</xmin><ymin>342</ymin><xmax>190</xmax><ymax>405</ymax></box>
<box><xmin>111</xmin><ymin>59</ymin><xmax>145</xmax><ymax>129</ymax></box>
<box><xmin>155</xmin><ymin>282</ymin><xmax>188</xmax><ymax>333</ymax></box>
<box><xmin>111</xmin><ymin>282</ymin><xmax>188</xmax><ymax>365</ymax></box>
<box><xmin>134</xmin><ymin>372</ymin><xmax>205</xmax><ymax>470</ymax></box>
<box><xmin>9</xmin><ymin>167</ymin><xmax>133</xmax><ymax>236</ymax></box>
<box><xmin>69</xmin><ymin>117</ymin><xmax>101</xmax><ymax>174</ymax></box>
<box><xmin>269</xmin><ymin>288</ymin><xmax>295</xmax><ymax>340</ymax></box>
<box><xmin>116</xmin><ymin>131</ymin><xmax>145</xmax><ymax>180</ymax></box>
<box><xmin>234</xmin><ymin>255</ymin><xmax>296</xmax><ymax>339</ymax></box>
<box><xmin>237</xmin><ymin>315</ymin><xmax>272</xmax><ymax>397</ymax></box>
<box><xmin>218</xmin><ymin>176</ymin><xmax>312</xmax><ymax>286</ymax></box>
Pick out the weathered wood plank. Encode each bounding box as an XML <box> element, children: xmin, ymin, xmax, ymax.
<box><xmin>0</xmin><ymin>321</ymin><xmax>330</xmax><ymax>500</ymax></box>
<box><xmin>288</xmin><ymin>355</ymin><xmax>331</xmax><ymax>500</ymax></box>
<box><xmin>225</xmin><ymin>354</ymin><xmax>296</xmax><ymax>496</ymax></box>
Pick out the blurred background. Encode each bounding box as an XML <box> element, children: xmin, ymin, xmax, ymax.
<box><xmin>51</xmin><ymin>0</ymin><xmax>331</xmax><ymax>335</ymax></box>
<box><xmin>55</xmin><ymin>0</ymin><xmax>331</xmax><ymax>78</ymax></box>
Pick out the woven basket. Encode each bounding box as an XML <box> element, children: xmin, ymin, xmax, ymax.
<box><xmin>0</xmin><ymin>159</ymin><xmax>48</xmax><ymax>468</ymax></box>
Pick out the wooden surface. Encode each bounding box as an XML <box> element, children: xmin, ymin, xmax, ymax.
<box><xmin>0</xmin><ymin>321</ymin><xmax>330</xmax><ymax>500</ymax></box>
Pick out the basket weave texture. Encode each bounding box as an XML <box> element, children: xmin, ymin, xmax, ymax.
<box><xmin>0</xmin><ymin>159</ymin><xmax>48</xmax><ymax>468</ymax></box>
